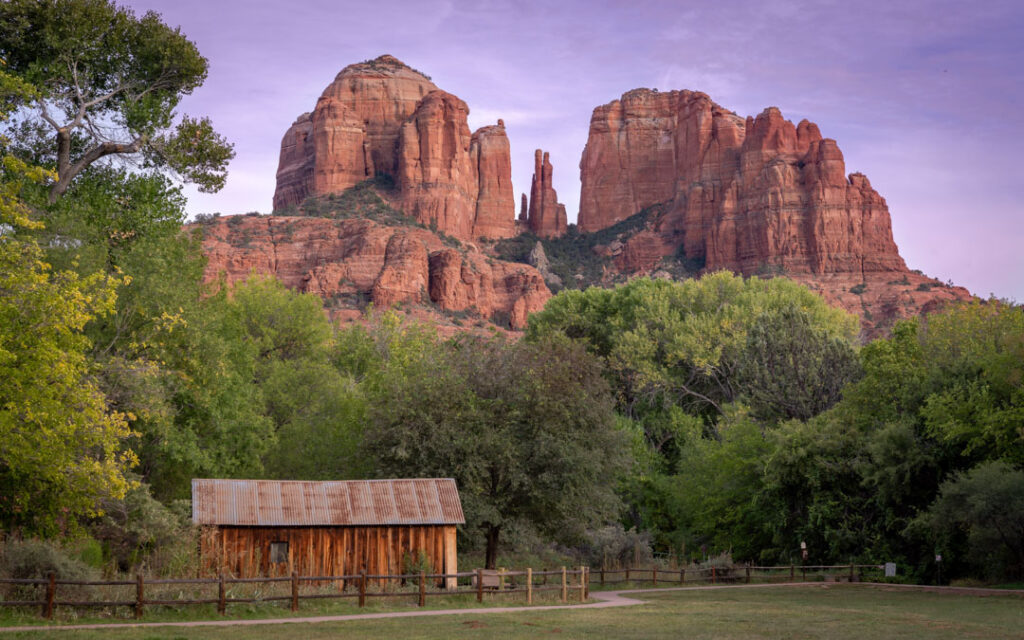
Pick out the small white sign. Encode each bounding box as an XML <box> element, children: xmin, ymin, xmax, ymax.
<box><xmin>884</xmin><ymin>562</ymin><xmax>897</xmax><ymax>577</ymax></box>
<box><xmin>935</xmin><ymin>555</ymin><xmax>942</xmax><ymax>562</ymax></box>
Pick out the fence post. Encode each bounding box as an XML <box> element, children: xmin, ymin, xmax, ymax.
<box><xmin>526</xmin><ymin>568</ymin><xmax>533</xmax><ymax>605</ymax></box>
<box><xmin>560</xmin><ymin>566</ymin><xmax>567</xmax><ymax>603</ymax></box>
<box><xmin>625</xmin><ymin>566</ymin><xmax>630</xmax><ymax>582</ymax></box>
<box><xmin>579</xmin><ymin>566</ymin><xmax>586</xmax><ymax>602</ymax></box>
<box><xmin>653</xmin><ymin>566</ymin><xmax>658</xmax><ymax>586</ymax></box>
<box><xmin>746</xmin><ymin>566</ymin><xmax>751</xmax><ymax>584</ymax></box>
<box><xmin>600</xmin><ymin>567</ymin><xmax>605</xmax><ymax>586</ymax></box>
<box><xmin>359</xmin><ymin>571</ymin><xmax>366</xmax><ymax>608</ymax></box>
<box><xmin>135</xmin><ymin>574</ymin><xmax>144</xmax><ymax>619</ymax></box>
<box><xmin>712</xmin><ymin>565</ymin><xmax>717</xmax><ymax>584</ymax></box>
<box><xmin>476</xmin><ymin>568</ymin><xmax>483</xmax><ymax>603</ymax></box>
<box><xmin>291</xmin><ymin>571</ymin><xmax>299</xmax><ymax>612</ymax></box>
<box><xmin>680</xmin><ymin>568</ymin><xmax>685</xmax><ymax>584</ymax></box>
<box><xmin>43</xmin><ymin>572</ymin><xmax>55</xmax><ymax>620</ymax></box>
<box><xmin>217</xmin><ymin>574</ymin><xmax>226</xmax><ymax>615</ymax></box>
<box><xmin>802</xmin><ymin>566</ymin><xmax>806</xmax><ymax>581</ymax></box>
<box><xmin>790</xmin><ymin>565</ymin><xmax>794</xmax><ymax>582</ymax></box>
<box><xmin>849</xmin><ymin>564</ymin><xmax>854</xmax><ymax>582</ymax></box>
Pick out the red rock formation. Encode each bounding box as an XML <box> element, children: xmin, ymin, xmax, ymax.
<box><xmin>273</xmin><ymin>55</ymin><xmax>516</xmax><ymax>241</ymax></box>
<box><xmin>578</xmin><ymin>88</ymin><xmax>971</xmax><ymax>334</ymax></box>
<box><xmin>470</xmin><ymin>120</ymin><xmax>516</xmax><ymax>239</ymax></box>
<box><xmin>519</xmin><ymin>193</ymin><xmax>528</xmax><ymax>221</ymax></box>
<box><xmin>525</xmin><ymin>150</ymin><xmax>567</xmax><ymax>238</ymax></box>
<box><xmin>274</xmin><ymin>55</ymin><xmax>437</xmax><ymax>210</ymax></box>
<box><xmin>197</xmin><ymin>215</ymin><xmax>549</xmax><ymax>329</ymax></box>
<box><xmin>396</xmin><ymin>90</ymin><xmax>479</xmax><ymax>239</ymax></box>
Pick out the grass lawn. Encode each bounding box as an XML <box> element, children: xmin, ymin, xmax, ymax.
<box><xmin>1</xmin><ymin>585</ymin><xmax>1022</xmax><ymax>639</ymax></box>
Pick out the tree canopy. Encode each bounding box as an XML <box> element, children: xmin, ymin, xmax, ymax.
<box><xmin>0</xmin><ymin>0</ymin><xmax>233</xmax><ymax>201</ymax></box>
<box><xmin>365</xmin><ymin>335</ymin><xmax>629</xmax><ymax>568</ymax></box>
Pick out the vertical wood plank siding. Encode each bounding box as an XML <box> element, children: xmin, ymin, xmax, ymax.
<box><xmin>200</xmin><ymin>525</ymin><xmax>458</xmax><ymax>584</ymax></box>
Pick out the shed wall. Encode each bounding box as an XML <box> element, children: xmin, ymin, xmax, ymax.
<box><xmin>199</xmin><ymin>525</ymin><xmax>457</xmax><ymax>588</ymax></box>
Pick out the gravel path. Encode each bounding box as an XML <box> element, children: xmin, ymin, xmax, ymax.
<box><xmin>1</xmin><ymin>582</ymin><xmax>1020</xmax><ymax>633</ymax></box>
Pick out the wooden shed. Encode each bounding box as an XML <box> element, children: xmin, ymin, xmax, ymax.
<box><xmin>192</xmin><ymin>478</ymin><xmax>464</xmax><ymax>588</ymax></box>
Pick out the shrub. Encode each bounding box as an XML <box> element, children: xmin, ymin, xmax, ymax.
<box><xmin>91</xmin><ymin>481</ymin><xmax>194</xmax><ymax>574</ymax></box>
<box><xmin>850</xmin><ymin>283</ymin><xmax>867</xmax><ymax>295</ymax></box>
<box><xmin>0</xmin><ymin>539</ymin><xmax>98</xmax><ymax>601</ymax></box>
<box><xmin>580</xmin><ymin>524</ymin><xmax>653</xmax><ymax>569</ymax></box>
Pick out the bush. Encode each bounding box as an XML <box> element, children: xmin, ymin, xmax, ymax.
<box><xmin>91</xmin><ymin>481</ymin><xmax>194</xmax><ymax>574</ymax></box>
<box><xmin>694</xmin><ymin>551</ymin><xmax>736</xmax><ymax>580</ymax></box>
<box><xmin>580</xmin><ymin>524</ymin><xmax>653</xmax><ymax>569</ymax></box>
<box><xmin>0</xmin><ymin>539</ymin><xmax>98</xmax><ymax>601</ymax></box>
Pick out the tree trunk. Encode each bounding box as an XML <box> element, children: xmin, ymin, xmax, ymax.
<box><xmin>50</xmin><ymin>129</ymin><xmax>72</xmax><ymax>203</ymax></box>
<box><xmin>485</xmin><ymin>526</ymin><xmax>500</xmax><ymax>570</ymax></box>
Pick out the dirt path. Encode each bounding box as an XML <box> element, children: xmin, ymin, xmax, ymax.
<box><xmin>1</xmin><ymin>582</ymin><xmax>1020</xmax><ymax>633</ymax></box>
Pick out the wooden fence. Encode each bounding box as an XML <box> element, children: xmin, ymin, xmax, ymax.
<box><xmin>594</xmin><ymin>564</ymin><xmax>885</xmax><ymax>587</ymax></box>
<box><xmin>0</xmin><ymin>566</ymin><xmax>589</xmax><ymax>620</ymax></box>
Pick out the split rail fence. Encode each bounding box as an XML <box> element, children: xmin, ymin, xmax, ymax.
<box><xmin>0</xmin><ymin>566</ymin><xmax>589</xmax><ymax>620</ymax></box>
<box><xmin>594</xmin><ymin>564</ymin><xmax>885</xmax><ymax>587</ymax></box>
<box><xmin>0</xmin><ymin>563</ymin><xmax>886</xmax><ymax>620</ymax></box>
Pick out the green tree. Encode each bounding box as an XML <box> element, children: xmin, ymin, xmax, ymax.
<box><xmin>738</xmin><ymin>303</ymin><xmax>862</xmax><ymax>423</ymax></box>
<box><xmin>916</xmin><ymin>461</ymin><xmax>1024</xmax><ymax>581</ymax></box>
<box><xmin>0</xmin><ymin>71</ymin><xmax>135</xmax><ymax>534</ymax></box>
<box><xmin>528</xmin><ymin>272</ymin><xmax>857</xmax><ymax>446</ymax></box>
<box><xmin>0</xmin><ymin>0</ymin><xmax>233</xmax><ymax>201</ymax></box>
<box><xmin>366</xmin><ymin>336</ymin><xmax>628</xmax><ymax>568</ymax></box>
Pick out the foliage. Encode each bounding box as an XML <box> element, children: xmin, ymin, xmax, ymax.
<box><xmin>0</xmin><ymin>82</ymin><xmax>136</xmax><ymax>534</ymax></box>
<box><xmin>91</xmin><ymin>479</ymin><xmax>191</xmax><ymax>573</ymax></box>
<box><xmin>528</xmin><ymin>272</ymin><xmax>857</xmax><ymax>437</ymax></box>
<box><xmin>0</xmin><ymin>538</ymin><xmax>98</xmax><ymax>581</ymax></box>
<box><xmin>0</xmin><ymin>0</ymin><xmax>233</xmax><ymax>200</ymax></box>
<box><xmin>916</xmin><ymin>461</ymin><xmax>1024</xmax><ymax>581</ymax></box>
<box><xmin>579</xmin><ymin>524</ymin><xmax>653</xmax><ymax>569</ymax></box>
<box><xmin>365</xmin><ymin>335</ymin><xmax>628</xmax><ymax>568</ymax></box>
<box><xmin>737</xmin><ymin>303</ymin><xmax>862</xmax><ymax>422</ymax></box>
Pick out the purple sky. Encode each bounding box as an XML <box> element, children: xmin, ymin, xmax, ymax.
<box><xmin>124</xmin><ymin>0</ymin><xmax>1024</xmax><ymax>302</ymax></box>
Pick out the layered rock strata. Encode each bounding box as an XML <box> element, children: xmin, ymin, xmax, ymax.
<box><xmin>273</xmin><ymin>55</ymin><xmax>516</xmax><ymax>241</ymax></box>
<box><xmin>525</xmin><ymin>150</ymin><xmax>567</xmax><ymax>238</ymax></box>
<box><xmin>577</xmin><ymin>89</ymin><xmax>970</xmax><ymax>334</ymax></box>
<box><xmin>199</xmin><ymin>215</ymin><xmax>549</xmax><ymax>329</ymax></box>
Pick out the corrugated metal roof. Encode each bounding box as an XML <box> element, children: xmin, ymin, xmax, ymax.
<box><xmin>191</xmin><ymin>478</ymin><xmax>465</xmax><ymax>526</ymax></box>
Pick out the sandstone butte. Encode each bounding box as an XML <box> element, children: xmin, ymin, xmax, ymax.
<box><xmin>577</xmin><ymin>88</ymin><xmax>971</xmax><ymax>335</ymax></box>
<box><xmin>273</xmin><ymin>55</ymin><xmax>517</xmax><ymax>242</ymax></box>
<box><xmin>197</xmin><ymin>215</ymin><xmax>550</xmax><ymax>332</ymax></box>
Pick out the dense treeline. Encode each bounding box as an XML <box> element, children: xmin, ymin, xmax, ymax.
<box><xmin>1</xmin><ymin>0</ymin><xmax>1021</xmax><ymax>584</ymax></box>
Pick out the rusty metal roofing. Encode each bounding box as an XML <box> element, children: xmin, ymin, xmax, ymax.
<box><xmin>191</xmin><ymin>478</ymin><xmax>465</xmax><ymax>526</ymax></box>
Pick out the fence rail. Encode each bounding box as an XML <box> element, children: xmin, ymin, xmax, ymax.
<box><xmin>594</xmin><ymin>564</ymin><xmax>885</xmax><ymax>587</ymax></box>
<box><xmin>0</xmin><ymin>566</ymin><xmax>590</xmax><ymax>620</ymax></box>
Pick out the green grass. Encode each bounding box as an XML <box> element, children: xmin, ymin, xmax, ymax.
<box><xmin>2</xmin><ymin>585</ymin><xmax>1022</xmax><ymax>639</ymax></box>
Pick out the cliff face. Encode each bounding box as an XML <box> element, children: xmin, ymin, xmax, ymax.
<box><xmin>273</xmin><ymin>55</ymin><xmax>516</xmax><ymax>241</ymax></box>
<box><xmin>577</xmin><ymin>89</ymin><xmax>970</xmax><ymax>335</ymax></box>
<box><xmin>198</xmin><ymin>215</ymin><xmax>549</xmax><ymax>330</ymax></box>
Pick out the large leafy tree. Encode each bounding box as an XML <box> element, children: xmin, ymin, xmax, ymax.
<box><xmin>366</xmin><ymin>335</ymin><xmax>628</xmax><ymax>568</ymax></box>
<box><xmin>0</xmin><ymin>0</ymin><xmax>233</xmax><ymax>201</ymax></box>
<box><xmin>527</xmin><ymin>272</ymin><xmax>858</xmax><ymax>447</ymax></box>
<box><xmin>0</xmin><ymin>70</ymin><xmax>135</xmax><ymax>534</ymax></box>
<box><xmin>916</xmin><ymin>461</ymin><xmax>1024</xmax><ymax>581</ymax></box>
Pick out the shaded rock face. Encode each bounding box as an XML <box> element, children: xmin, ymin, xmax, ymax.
<box><xmin>578</xmin><ymin>89</ymin><xmax>971</xmax><ymax>335</ymax></box>
<box><xmin>525</xmin><ymin>150</ymin><xmax>567</xmax><ymax>238</ymax></box>
<box><xmin>199</xmin><ymin>215</ymin><xmax>549</xmax><ymax>329</ymax></box>
<box><xmin>274</xmin><ymin>55</ymin><xmax>516</xmax><ymax>241</ymax></box>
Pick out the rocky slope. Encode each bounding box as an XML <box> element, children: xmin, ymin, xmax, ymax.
<box><xmin>273</xmin><ymin>55</ymin><xmax>516</xmax><ymax>241</ymax></box>
<box><xmin>197</xmin><ymin>213</ymin><xmax>549</xmax><ymax>332</ymax></box>
<box><xmin>573</xmin><ymin>88</ymin><xmax>970</xmax><ymax>336</ymax></box>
